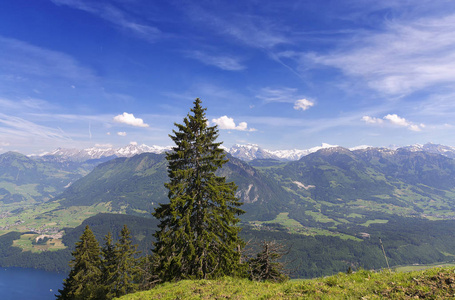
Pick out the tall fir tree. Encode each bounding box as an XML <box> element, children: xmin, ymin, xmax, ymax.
<box><xmin>152</xmin><ymin>98</ymin><xmax>246</xmax><ymax>282</ymax></box>
<box><xmin>56</xmin><ymin>225</ymin><xmax>103</xmax><ymax>300</ymax></box>
<box><xmin>102</xmin><ymin>225</ymin><xmax>141</xmax><ymax>299</ymax></box>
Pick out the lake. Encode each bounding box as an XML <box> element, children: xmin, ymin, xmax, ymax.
<box><xmin>0</xmin><ymin>268</ymin><xmax>66</xmax><ymax>300</ymax></box>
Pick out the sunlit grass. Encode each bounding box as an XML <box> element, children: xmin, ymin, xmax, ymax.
<box><xmin>118</xmin><ymin>267</ymin><xmax>455</xmax><ymax>300</ymax></box>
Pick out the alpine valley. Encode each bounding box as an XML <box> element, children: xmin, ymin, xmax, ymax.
<box><xmin>2</xmin><ymin>142</ymin><xmax>455</xmax><ymax>278</ymax></box>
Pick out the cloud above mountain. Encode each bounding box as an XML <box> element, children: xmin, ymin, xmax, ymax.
<box><xmin>362</xmin><ymin>114</ymin><xmax>424</xmax><ymax>131</ymax></box>
<box><xmin>113</xmin><ymin>113</ymin><xmax>149</xmax><ymax>128</ymax></box>
<box><xmin>212</xmin><ymin>116</ymin><xmax>256</xmax><ymax>132</ymax></box>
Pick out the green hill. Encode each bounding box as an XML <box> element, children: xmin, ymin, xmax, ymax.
<box><xmin>0</xmin><ymin>151</ymin><xmax>103</xmax><ymax>204</ymax></box>
<box><xmin>55</xmin><ymin>153</ymin><xmax>292</xmax><ymax>220</ymax></box>
<box><xmin>4</xmin><ymin>147</ymin><xmax>455</xmax><ymax>277</ymax></box>
<box><xmin>117</xmin><ymin>267</ymin><xmax>455</xmax><ymax>299</ymax></box>
<box><xmin>258</xmin><ymin>147</ymin><xmax>455</xmax><ymax>229</ymax></box>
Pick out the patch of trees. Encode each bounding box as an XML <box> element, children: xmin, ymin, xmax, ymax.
<box><xmin>57</xmin><ymin>225</ymin><xmax>142</xmax><ymax>299</ymax></box>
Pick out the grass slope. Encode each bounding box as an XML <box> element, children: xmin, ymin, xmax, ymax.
<box><xmin>118</xmin><ymin>267</ymin><xmax>455</xmax><ymax>299</ymax></box>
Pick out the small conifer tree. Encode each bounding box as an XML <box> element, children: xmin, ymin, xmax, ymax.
<box><xmin>102</xmin><ymin>225</ymin><xmax>141</xmax><ymax>299</ymax></box>
<box><xmin>248</xmin><ymin>240</ymin><xmax>289</xmax><ymax>283</ymax></box>
<box><xmin>152</xmin><ymin>98</ymin><xmax>245</xmax><ymax>281</ymax></box>
<box><xmin>56</xmin><ymin>225</ymin><xmax>103</xmax><ymax>300</ymax></box>
<box><xmin>100</xmin><ymin>232</ymin><xmax>116</xmax><ymax>299</ymax></box>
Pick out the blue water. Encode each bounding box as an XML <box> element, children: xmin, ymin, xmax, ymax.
<box><xmin>0</xmin><ymin>268</ymin><xmax>66</xmax><ymax>300</ymax></box>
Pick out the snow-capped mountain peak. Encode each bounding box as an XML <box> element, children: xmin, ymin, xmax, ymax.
<box><xmin>31</xmin><ymin>142</ymin><xmax>455</xmax><ymax>163</ymax></box>
<box><xmin>34</xmin><ymin>142</ymin><xmax>172</xmax><ymax>162</ymax></box>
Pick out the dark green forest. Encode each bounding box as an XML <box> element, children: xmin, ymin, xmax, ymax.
<box><xmin>1</xmin><ymin>213</ymin><xmax>455</xmax><ymax>278</ymax></box>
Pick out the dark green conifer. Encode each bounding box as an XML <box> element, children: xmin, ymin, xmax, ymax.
<box><xmin>152</xmin><ymin>98</ymin><xmax>245</xmax><ymax>282</ymax></box>
<box><xmin>56</xmin><ymin>225</ymin><xmax>103</xmax><ymax>300</ymax></box>
<box><xmin>104</xmin><ymin>225</ymin><xmax>141</xmax><ymax>298</ymax></box>
<box><xmin>248</xmin><ymin>240</ymin><xmax>289</xmax><ymax>283</ymax></box>
<box><xmin>100</xmin><ymin>232</ymin><xmax>116</xmax><ymax>299</ymax></box>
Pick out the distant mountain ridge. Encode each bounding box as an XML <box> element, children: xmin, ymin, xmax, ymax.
<box><xmin>34</xmin><ymin>143</ymin><xmax>173</xmax><ymax>162</ymax></box>
<box><xmin>30</xmin><ymin>142</ymin><xmax>455</xmax><ymax>162</ymax></box>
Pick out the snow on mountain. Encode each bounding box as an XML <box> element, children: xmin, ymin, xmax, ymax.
<box><xmin>35</xmin><ymin>142</ymin><xmax>172</xmax><ymax>162</ymax></box>
<box><xmin>228</xmin><ymin>143</ymin><xmax>339</xmax><ymax>161</ymax></box>
<box><xmin>31</xmin><ymin>141</ymin><xmax>455</xmax><ymax>163</ymax></box>
<box><xmin>402</xmin><ymin>143</ymin><xmax>455</xmax><ymax>159</ymax></box>
<box><xmin>229</xmin><ymin>144</ymin><xmax>277</xmax><ymax>161</ymax></box>
<box><xmin>349</xmin><ymin>145</ymin><xmax>372</xmax><ymax>151</ymax></box>
<box><xmin>268</xmin><ymin>143</ymin><xmax>338</xmax><ymax>161</ymax></box>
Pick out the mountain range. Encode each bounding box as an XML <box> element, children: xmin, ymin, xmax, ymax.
<box><xmin>3</xmin><ymin>142</ymin><xmax>455</xmax><ymax>276</ymax></box>
<box><xmin>30</xmin><ymin>142</ymin><xmax>455</xmax><ymax>162</ymax></box>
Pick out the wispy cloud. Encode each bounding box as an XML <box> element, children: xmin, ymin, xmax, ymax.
<box><xmin>117</xmin><ymin>131</ymin><xmax>127</xmax><ymax>136</ymax></box>
<box><xmin>306</xmin><ymin>14</ymin><xmax>455</xmax><ymax>95</ymax></box>
<box><xmin>185</xmin><ymin>50</ymin><xmax>245</xmax><ymax>71</ymax></box>
<box><xmin>361</xmin><ymin>116</ymin><xmax>383</xmax><ymax>124</ymax></box>
<box><xmin>181</xmin><ymin>3</ymin><xmax>288</xmax><ymax>49</ymax></box>
<box><xmin>50</xmin><ymin>0</ymin><xmax>161</xmax><ymax>42</ymax></box>
<box><xmin>255</xmin><ymin>87</ymin><xmax>298</xmax><ymax>103</ymax></box>
<box><xmin>256</xmin><ymin>87</ymin><xmax>315</xmax><ymax>111</ymax></box>
<box><xmin>0</xmin><ymin>113</ymin><xmax>72</xmax><ymax>141</ymax></box>
<box><xmin>212</xmin><ymin>116</ymin><xmax>256</xmax><ymax>132</ymax></box>
<box><xmin>0</xmin><ymin>36</ymin><xmax>97</xmax><ymax>83</ymax></box>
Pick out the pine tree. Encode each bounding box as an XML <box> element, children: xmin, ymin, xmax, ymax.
<box><xmin>100</xmin><ymin>232</ymin><xmax>116</xmax><ymax>299</ymax></box>
<box><xmin>152</xmin><ymin>98</ymin><xmax>246</xmax><ymax>282</ymax></box>
<box><xmin>103</xmin><ymin>225</ymin><xmax>141</xmax><ymax>299</ymax></box>
<box><xmin>56</xmin><ymin>225</ymin><xmax>103</xmax><ymax>300</ymax></box>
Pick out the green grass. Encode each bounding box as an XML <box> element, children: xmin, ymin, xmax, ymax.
<box><xmin>11</xmin><ymin>233</ymin><xmax>66</xmax><ymax>252</ymax></box>
<box><xmin>117</xmin><ymin>267</ymin><xmax>455</xmax><ymax>299</ymax></box>
<box><xmin>249</xmin><ymin>212</ymin><xmax>360</xmax><ymax>241</ymax></box>
<box><xmin>361</xmin><ymin>219</ymin><xmax>389</xmax><ymax>227</ymax></box>
<box><xmin>0</xmin><ymin>201</ymin><xmax>113</xmax><ymax>235</ymax></box>
<box><xmin>394</xmin><ymin>262</ymin><xmax>455</xmax><ymax>272</ymax></box>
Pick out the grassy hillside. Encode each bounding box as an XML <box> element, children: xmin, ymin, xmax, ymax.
<box><xmin>117</xmin><ymin>267</ymin><xmax>455</xmax><ymax>299</ymax></box>
<box><xmin>0</xmin><ymin>151</ymin><xmax>104</xmax><ymax>204</ymax></box>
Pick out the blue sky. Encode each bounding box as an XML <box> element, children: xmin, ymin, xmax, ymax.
<box><xmin>1</xmin><ymin>0</ymin><xmax>455</xmax><ymax>154</ymax></box>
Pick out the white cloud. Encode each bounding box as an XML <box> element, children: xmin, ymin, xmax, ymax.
<box><xmin>363</xmin><ymin>114</ymin><xmax>424</xmax><ymax>131</ymax></box>
<box><xmin>117</xmin><ymin>132</ymin><xmax>127</xmax><ymax>136</ymax></box>
<box><xmin>211</xmin><ymin>116</ymin><xmax>256</xmax><ymax>131</ymax></box>
<box><xmin>113</xmin><ymin>112</ymin><xmax>149</xmax><ymax>127</ymax></box>
<box><xmin>186</xmin><ymin>50</ymin><xmax>245</xmax><ymax>71</ymax></box>
<box><xmin>383</xmin><ymin>114</ymin><xmax>409</xmax><ymax>127</ymax></box>
<box><xmin>306</xmin><ymin>14</ymin><xmax>455</xmax><ymax>95</ymax></box>
<box><xmin>361</xmin><ymin>116</ymin><xmax>384</xmax><ymax>124</ymax></box>
<box><xmin>293</xmin><ymin>99</ymin><xmax>314</xmax><ymax>111</ymax></box>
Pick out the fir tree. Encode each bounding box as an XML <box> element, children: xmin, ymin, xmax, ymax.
<box><xmin>152</xmin><ymin>98</ymin><xmax>245</xmax><ymax>282</ymax></box>
<box><xmin>103</xmin><ymin>225</ymin><xmax>141</xmax><ymax>299</ymax></box>
<box><xmin>56</xmin><ymin>225</ymin><xmax>103</xmax><ymax>300</ymax></box>
<box><xmin>100</xmin><ymin>232</ymin><xmax>116</xmax><ymax>299</ymax></box>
